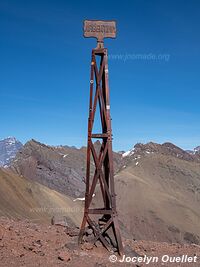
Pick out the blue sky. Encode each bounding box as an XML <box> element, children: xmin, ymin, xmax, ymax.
<box><xmin>0</xmin><ymin>0</ymin><xmax>200</xmax><ymax>151</ymax></box>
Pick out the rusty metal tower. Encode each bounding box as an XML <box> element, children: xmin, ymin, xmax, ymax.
<box><xmin>78</xmin><ymin>20</ymin><xmax>123</xmax><ymax>255</ymax></box>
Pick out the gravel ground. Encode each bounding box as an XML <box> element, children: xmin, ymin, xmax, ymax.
<box><xmin>0</xmin><ymin>217</ymin><xmax>200</xmax><ymax>267</ymax></box>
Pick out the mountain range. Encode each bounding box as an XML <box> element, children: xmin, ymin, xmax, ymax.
<box><xmin>0</xmin><ymin>137</ymin><xmax>200</xmax><ymax>246</ymax></box>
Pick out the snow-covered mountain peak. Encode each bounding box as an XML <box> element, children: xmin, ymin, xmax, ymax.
<box><xmin>0</xmin><ymin>137</ymin><xmax>23</xmax><ymax>167</ymax></box>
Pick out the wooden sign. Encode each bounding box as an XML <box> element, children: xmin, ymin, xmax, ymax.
<box><xmin>83</xmin><ymin>20</ymin><xmax>116</xmax><ymax>42</ymax></box>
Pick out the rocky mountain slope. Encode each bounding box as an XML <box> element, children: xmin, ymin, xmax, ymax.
<box><xmin>0</xmin><ymin>137</ymin><xmax>23</xmax><ymax>167</ymax></box>
<box><xmin>10</xmin><ymin>139</ymin><xmax>122</xmax><ymax>198</ymax></box>
<box><xmin>10</xmin><ymin>139</ymin><xmax>86</xmax><ymax>198</ymax></box>
<box><xmin>0</xmin><ymin>168</ymin><xmax>82</xmax><ymax>225</ymax></box>
<box><xmin>90</xmin><ymin>142</ymin><xmax>200</xmax><ymax>245</ymax></box>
